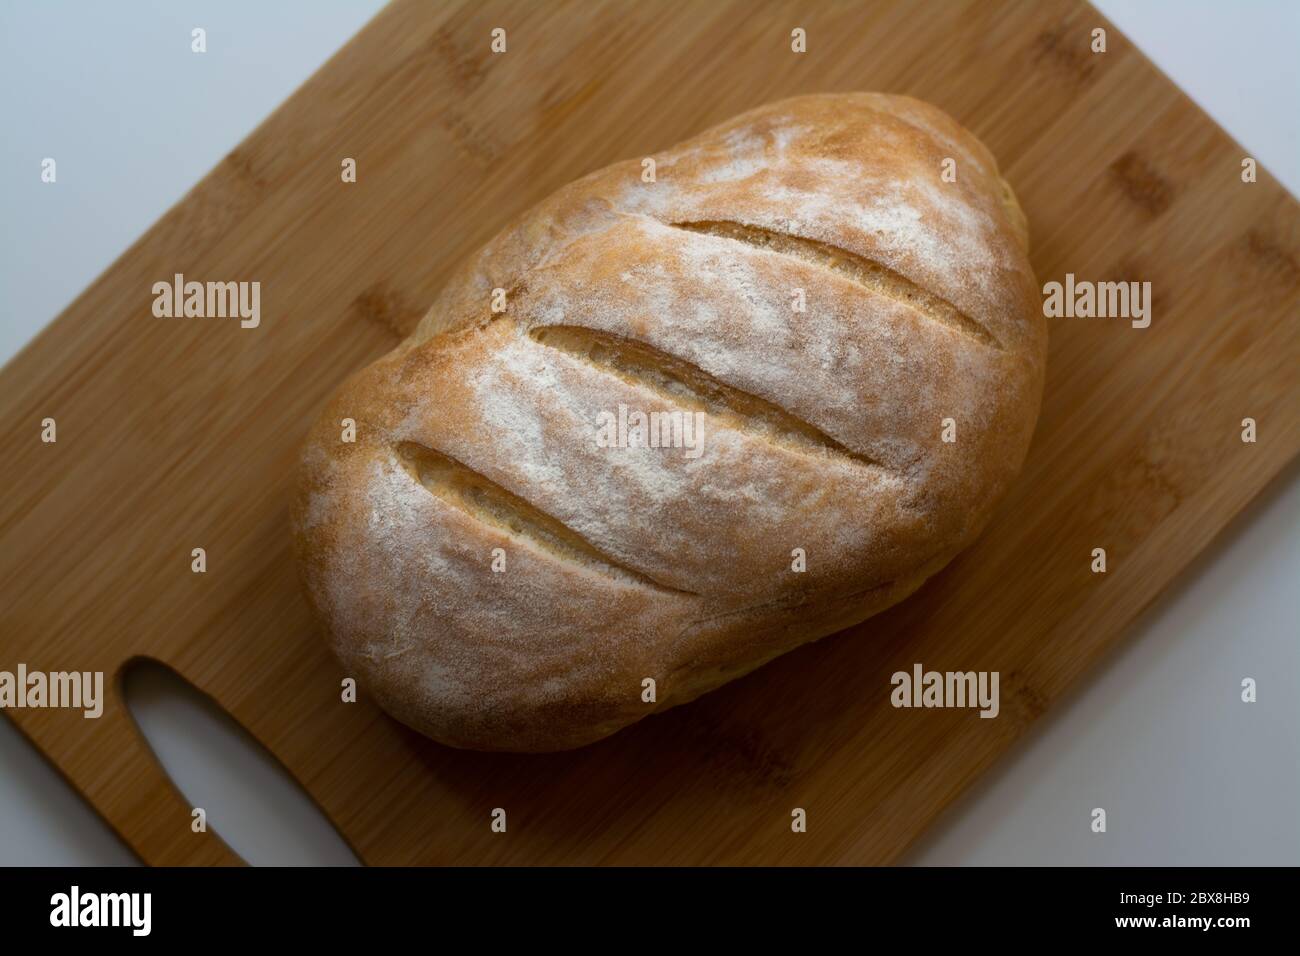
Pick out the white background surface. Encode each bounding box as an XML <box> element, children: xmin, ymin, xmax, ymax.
<box><xmin>1</xmin><ymin>0</ymin><xmax>1296</xmax><ymax>865</ymax></box>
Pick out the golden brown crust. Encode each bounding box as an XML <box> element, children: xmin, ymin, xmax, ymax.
<box><xmin>292</xmin><ymin>93</ymin><xmax>1047</xmax><ymax>752</ymax></box>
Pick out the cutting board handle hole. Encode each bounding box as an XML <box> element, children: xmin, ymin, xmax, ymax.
<box><xmin>121</xmin><ymin>657</ymin><xmax>359</xmax><ymax>866</ymax></box>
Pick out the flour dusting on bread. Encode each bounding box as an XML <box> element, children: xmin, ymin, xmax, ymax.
<box><xmin>292</xmin><ymin>93</ymin><xmax>1046</xmax><ymax>751</ymax></box>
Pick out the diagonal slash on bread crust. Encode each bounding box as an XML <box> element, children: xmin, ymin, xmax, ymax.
<box><xmin>527</xmin><ymin>324</ymin><xmax>883</xmax><ymax>468</ymax></box>
<box><xmin>670</xmin><ymin>220</ymin><xmax>1002</xmax><ymax>349</ymax></box>
<box><xmin>396</xmin><ymin>440</ymin><xmax>696</xmax><ymax>596</ymax></box>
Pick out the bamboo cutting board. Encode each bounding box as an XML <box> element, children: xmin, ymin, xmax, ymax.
<box><xmin>2</xmin><ymin>0</ymin><xmax>1297</xmax><ymax>866</ymax></box>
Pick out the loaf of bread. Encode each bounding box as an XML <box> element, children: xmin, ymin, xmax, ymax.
<box><xmin>292</xmin><ymin>93</ymin><xmax>1046</xmax><ymax>752</ymax></box>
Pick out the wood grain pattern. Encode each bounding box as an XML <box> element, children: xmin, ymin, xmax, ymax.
<box><xmin>2</xmin><ymin>0</ymin><xmax>1297</xmax><ymax>865</ymax></box>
